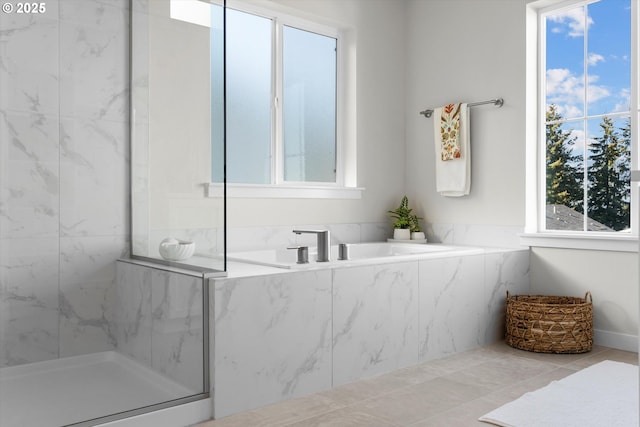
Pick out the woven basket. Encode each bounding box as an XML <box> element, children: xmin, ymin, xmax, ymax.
<box><xmin>505</xmin><ymin>291</ymin><xmax>593</xmax><ymax>354</ymax></box>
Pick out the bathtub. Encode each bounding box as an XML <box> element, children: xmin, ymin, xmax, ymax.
<box><xmin>228</xmin><ymin>242</ymin><xmax>484</xmax><ymax>269</ymax></box>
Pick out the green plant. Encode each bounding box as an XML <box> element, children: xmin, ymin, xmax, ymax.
<box><xmin>409</xmin><ymin>214</ymin><xmax>422</xmax><ymax>232</ymax></box>
<box><xmin>388</xmin><ymin>196</ymin><xmax>422</xmax><ymax>230</ymax></box>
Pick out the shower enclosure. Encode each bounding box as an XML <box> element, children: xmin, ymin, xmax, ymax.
<box><xmin>131</xmin><ymin>0</ymin><xmax>226</xmax><ymax>271</ymax></box>
<box><xmin>0</xmin><ymin>0</ymin><xmax>226</xmax><ymax>425</ymax></box>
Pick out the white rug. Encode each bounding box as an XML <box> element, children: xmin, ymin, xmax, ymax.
<box><xmin>479</xmin><ymin>360</ymin><xmax>638</xmax><ymax>427</ymax></box>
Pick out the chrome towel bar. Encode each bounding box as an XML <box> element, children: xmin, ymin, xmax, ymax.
<box><xmin>419</xmin><ymin>98</ymin><xmax>504</xmax><ymax>118</ymax></box>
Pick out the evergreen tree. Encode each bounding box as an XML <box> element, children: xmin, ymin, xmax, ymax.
<box><xmin>546</xmin><ymin>105</ymin><xmax>584</xmax><ymax>211</ymax></box>
<box><xmin>587</xmin><ymin>117</ymin><xmax>630</xmax><ymax>231</ymax></box>
<box><xmin>620</xmin><ymin>117</ymin><xmax>632</xmax><ymax>186</ymax></box>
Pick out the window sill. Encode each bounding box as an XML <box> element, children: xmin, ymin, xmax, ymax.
<box><xmin>520</xmin><ymin>232</ymin><xmax>638</xmax><ymax>252</ymax></box>
<box><xmin>205</xmin><ymin>183</ymin><xmax>364</xmax><ymax>199</ymax></box>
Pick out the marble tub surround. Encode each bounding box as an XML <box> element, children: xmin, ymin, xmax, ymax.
<box><xmin>419</xmin><ymin>250</ymin><xmax>530</xmax><ymax>361</ymax></box>
<box><xmin>229</xmin><ymin>243</ymin><xmax>484</xmax><ymax>270</ymax></box>
<box><xmin>115</xmin><ymin>260</ymin><xmax>206</xmax><ymax>394</ymax></box>
<box><xmin>424</xmin><ymin>223</ymin><xmax>525</xmax><ymax>249</ymax></box>
<box><xmin>221</xmin><ymin>222</ymin><xmax>523</xmax><ymax>255</ymax></box>
<box><xmin>213</xmin><ymin>270</ymin><xmax>333</xmax><ymax>417</ymax></box>
<box><xmin>484</xmin><ymin>250</ymin><xmax>532</xmax><ymax>343</ymax></box>
<box><xmin>136</xmin><ymin>223</ymin><xmax>524</xmax><ymax>264</ymax></box>
<box><xmin>419</xmin><ymin>255</ymin><xmax>486</xmax><ymax>361</ymax></box>
<box><xmin>332</xmin><ymin>262</ymin><xmax>420</xmax><ymax>386</ymax></box>
<box><xmin>133</xmin><ymin>223</ymin><xmax>387</xmax><ymax>262</ymax></box>
<box><xmin>210</xmin><ymin>248</ymin><xmax>530</xmax><ymax>419</ymax></box>
<box><xmin>225</xmin><ymin>223</ymin><xmax>389</xmax><ymax>253</ymax></box>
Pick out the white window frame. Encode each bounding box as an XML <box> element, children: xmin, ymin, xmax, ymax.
<box><xmin>521</xmin><ymin>0</ymin><xmax>640</xmax><ymax>252</ymax></box>
<box><xmin>206</xmin><ymin>0</ymin><xmax>362</xmax><ymax>199</ymax></box>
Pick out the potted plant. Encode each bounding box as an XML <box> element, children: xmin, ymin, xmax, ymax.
<box><xmin>388</xmin><ymin>196</ymin><xmax>421</xmax><ymax>240</ymax></box>
<box><xmin>409</xmin><ymin>214</ymin><xmax>426</xmax><ymax>241</ymax></box>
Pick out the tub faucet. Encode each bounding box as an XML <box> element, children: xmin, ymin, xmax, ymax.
<box><xmin>292</xmin><ymin>229</ymin><xmax>330</xmax><ymax>262</ymax></box>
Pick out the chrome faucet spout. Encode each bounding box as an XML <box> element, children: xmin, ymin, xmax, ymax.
<box><xmin>292</xmin><ymin>229</ymin><xmax>330</xmax><ymax>262</ymax></box>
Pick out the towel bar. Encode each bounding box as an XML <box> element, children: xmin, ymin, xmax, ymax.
<box><xmin>419</xmin><ymin>98</ymin><xmax>504</xmax><ymax>118</ymax></box>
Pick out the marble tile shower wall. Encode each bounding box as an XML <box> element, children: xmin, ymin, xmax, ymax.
<box><xmin>0</xmin><ymin>0</ymin><xmax>130</xmax><ymax>367</ymax></box>
<box><xmin>115</xmin><ymin>261</ymin><xmax>204</xmax><ymax>393</ymax></box>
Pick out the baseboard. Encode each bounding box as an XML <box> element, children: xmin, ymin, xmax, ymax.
<box><xmin>594</xmin><ymin>329</ymin><xmax>638</xmax><ymax>353</ymax></box>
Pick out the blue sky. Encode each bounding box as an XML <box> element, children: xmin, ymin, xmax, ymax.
<box><xmin>546</xmin><ymin>0</ymin><xmax>631</xmax><ymax>119</ymax></box>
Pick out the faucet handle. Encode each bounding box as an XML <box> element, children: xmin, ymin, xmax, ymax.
<box><xmin>338</xmin><ymin>243</ymin><xmax>349</xmax><ymax>260</ymax></box>
<box><xmin>287</xmin><ymin>246</ymin><xmax>309</xmax><ymax>264</ymax></box>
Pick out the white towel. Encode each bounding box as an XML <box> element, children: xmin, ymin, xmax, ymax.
<box><xmin>433</xmin><ymin>103</ymin><xmax>470</xmax><ymax>196</ymax></box>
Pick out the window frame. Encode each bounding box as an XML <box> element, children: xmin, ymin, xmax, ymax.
<box><xmin>207</xmin><ymin>0</ymin><xmax>362</xmax><ymax>199</ymax></box>
<box><xmin>522</xmin><ymin>0</ymin><xmax>640</xmax><ymax>252</ymax></box>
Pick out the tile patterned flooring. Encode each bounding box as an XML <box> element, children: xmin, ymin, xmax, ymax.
<box><xmin>197</xmin><ymin>342</ymin><xmax>638</xmax><ymax>427</ymax></box>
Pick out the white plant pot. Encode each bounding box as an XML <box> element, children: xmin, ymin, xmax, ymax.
<box><xmin>393</xmin><ymin>228</ymin><xmax>411</xmax><ymax>240</ymax></box>
<box><xmin>411</xmin><ymin>231</ymin><xmax>426</xmax><ymax>240</ymax></box>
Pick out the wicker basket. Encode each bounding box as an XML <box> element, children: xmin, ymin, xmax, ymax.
<box><xmin>505</xmin><ymin>291</ymin><xmax>593</xmax><ymax>354</ymax></box>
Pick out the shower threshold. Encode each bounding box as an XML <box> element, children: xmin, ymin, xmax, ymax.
<box><xmin>0</xmin><ymin>351</ymin><xmax>202</xmax><ymax>427</ymax></box>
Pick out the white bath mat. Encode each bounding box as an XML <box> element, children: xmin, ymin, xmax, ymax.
<box><xmin>479</xmin><ymin>360</ymin><xmax>638</xmax><ymax>427</ymax></box>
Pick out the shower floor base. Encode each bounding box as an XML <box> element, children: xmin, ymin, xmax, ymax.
<box><xmin>0</xmin><ymin>351</ymin><xmax>197</xmax><ymax>427</ymax></box>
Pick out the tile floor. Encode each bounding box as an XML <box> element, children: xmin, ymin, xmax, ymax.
<box><xmin>196</xmin><ymin>342</ymin><xmax>638</xmax><ymax>427</ymax></box>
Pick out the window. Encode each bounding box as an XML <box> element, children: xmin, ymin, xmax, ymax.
<box><xmin>526</xmin><ymin>0</ymin><xmax>638</xmax><ymax>249</ymax></box>
<box><xmin>282</xmin><ymin>25</ymin><xmax>337</xmax><ymax>183</ymax></box>
<box><xmin>209</xmin><ymin>2</ymin><xmax>358</xmax><ymax>198</ymax></box>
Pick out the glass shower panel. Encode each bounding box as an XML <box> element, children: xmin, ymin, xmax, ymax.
<box><xmin>132</xmin><ymin>0</ymin><xmax>226</xmax><ymax>273</ymax></box>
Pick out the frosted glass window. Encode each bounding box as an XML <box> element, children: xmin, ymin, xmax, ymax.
<box><xmin>211</xmin><ymin>5</ymin><xmax>342</xmax><ymax>188</ymax></box>
<box><xmin>223</xmin><ymin>9</ymin><xmax>272</xmax><ymax>184</ymax></box>
<box><xmin>283</xmin><ymin>26</ymin><xmax>337</xmax><ymax>183</ymax></box>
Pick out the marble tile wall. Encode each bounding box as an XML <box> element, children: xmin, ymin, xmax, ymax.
<box><xmin>211</xmin><ymin>248</ymin><xmax>530</xmax><ymax>418</ymax></box>
<box><xmin>213</xmin><ymin>269</ymin><xmax>333</xmax><ymax>417</ymax></box>
<box><xmin>425</xmin><ymin>223</ymin><xmax>524</xmax><ymax>249</ymax></box>
<box><xmin>222</xmin><ymin>222</ymin><xmax>524</xmax><ymax>255</ymax></box>
<box><xmin>483</xmin><ymin>250</ymin><xmax>531</xmax><ymax>343</ymax></box>
<box><xmin>116</xmin><ymin>260</ymin><xmax>205</xmax><ymax>393</ymax></box>
<box><xmin>418</xmin><ymin>255</ymin><xmax>486</xmax><ymax>361</ymax></box>
<box><xmin>0</xmin><ymin>0</ymin><xmax>130</xmax><ymax>368</ymax></box>
<box><xmin>416</xmin><ymin>252</ymin><xmax>531</xmax><ymax>362</ymax></box>
<box><xmin>332</xmin><ymin>262</ymin><xmax>419</xmax><ymax>386</ymax></box>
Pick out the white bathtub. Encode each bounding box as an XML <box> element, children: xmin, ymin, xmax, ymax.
<box><xmin>228</xmin><ymin>242</ymin><xmax>484</xmax><ymax>269</ymax></box>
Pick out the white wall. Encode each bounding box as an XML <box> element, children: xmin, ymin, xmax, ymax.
<box><xmin>531</xmin><ymin>248</ymin><xmax>638</xmax><ymax>351</ymax></box>
<box><xmin>404</xmin><ymin>0</ymin><xmax>526</xmax><ymax>227</ymax></box>
<box><xmin>404</xmin><ymin>0</ymin><xmax>638</xmax><ymax>351</ymax></box>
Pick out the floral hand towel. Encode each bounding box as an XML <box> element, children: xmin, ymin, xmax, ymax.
<box><xmin>440</xmin><ymin>103</ymin><xmax>462</xmax><ymax>161</ymax></box>
<box><xmin>433</xmin><ymin>103</ymin><xmax>470</xmax><ymax>196</ymax></box>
